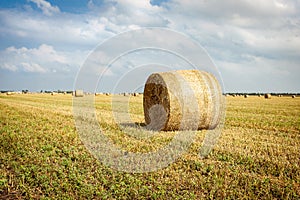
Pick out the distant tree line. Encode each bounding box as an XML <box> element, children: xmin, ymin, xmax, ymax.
<box><xmin>225</xmin><ymin>92</ymin><xmax>300</xmax><ymax>96</ymax></box>
<box><xmin>40</xmin><ymin>90</ymin><xmax>73</xmax><ymax>94</ymax></box>
<box><xmin>0</xmin><ymin>90</ymin><xmax>73</xmax><ymax>94</ymax></box>
<box><xmin>0</xmin><ymin>90</ymin><xmax>299</xmax><ymax>96</ymax></box>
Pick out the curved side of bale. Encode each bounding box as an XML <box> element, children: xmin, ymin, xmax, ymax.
<box><xmin>264</xmin><ymin>93</ymin><xmax>271</xmax><ymax>99</ymax></box>
<box><xmin>143</xmin><ymin>70</ymin><xmax>222</xmax><ymax>131</ymax></box>
<box><xmin>292</xmin><ymin>95</ymin><xmax>296</xmax><ymax>98</ymax></box>
<box><xmin>244</xmin><ymin>95</ymin><xmax>248</xmax><ymax>98</ymax></box>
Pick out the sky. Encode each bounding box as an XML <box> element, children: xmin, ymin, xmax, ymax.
<box><xmin>0</xmin><ymin>0</ymin><xmax>299</xmax><ymax>93</ymax></box>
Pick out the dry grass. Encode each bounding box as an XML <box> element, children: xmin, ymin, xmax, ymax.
<box><xmin>0</xmin><ymin>94</ymin><xmax>299</xmax><ymax>199</ymax></box>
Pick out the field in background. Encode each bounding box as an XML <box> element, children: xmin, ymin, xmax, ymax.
<box><xmin>0</xmin><ymin>94</ymin><xmax>299</xmax><ymax>199</ymax></box>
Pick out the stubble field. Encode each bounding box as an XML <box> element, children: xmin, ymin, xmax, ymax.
<box><xmin>0</xmin><ymin>94</ymin><xmax>299</xmax><ymax>199</ymax></box>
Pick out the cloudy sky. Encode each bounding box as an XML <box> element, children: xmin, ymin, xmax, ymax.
<box><xmin>0</xmin><ymin>0</ymin><xmax>299</xmax><ymax>93</ymax></box>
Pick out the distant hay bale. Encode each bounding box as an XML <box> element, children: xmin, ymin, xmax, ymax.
<box><xmin>51</xmin><ymin>92</ymin><xmax>57</xmax><ymax>96</ymax></box>
<box><xmin>264</xmin><ymin>93</ymin><xmax>271</xmax><ymax>99</ymax></box>
<box><xmin>75</xmin><ymin>90</ymin><xmax>84</xmax><ymax>97</ymax></box>
<box><xmin>244</xmin><ymin>95</ymin><xmax>248</xmax><ymax>98</ymax></box>
<box><xmin>143</xmin><ymin>69</ymin><xmax>222</xmax><ymax>131</ymax></box>
<box><xmin>292</xmin><ymin>95</ymin><xmax>296</xmax><ymax>98</ymax></box>
<box><xmin>6</xmin><ymin>92</ymin><xmax>13</xmax><ymax>95</ymax></box>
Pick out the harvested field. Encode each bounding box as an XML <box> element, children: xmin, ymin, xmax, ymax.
<box><xmin>0</xmin><ymin>94</ymin><xmax>299</xmax><ymax>199</ymax></box>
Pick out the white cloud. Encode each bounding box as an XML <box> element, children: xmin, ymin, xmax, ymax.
<box><xmin>5</xmin><ymin>44</ymin><xmax>67</xmax><ymax>64</ymax></box>
<box><xmin>0</xmin><ymin>44</ymin><xmax>85</xmax><ymax>74</ymax></box>
<box><xmin>166</xmin><ymin>0</ymin><xmax>297</xmax><ymax>20</ymax></box>
<box><xmin>1</xmin><ymin>63</ymin><xmax>18</xmax><ymax>72</ymax></box>
<box><xmin>161</xmin><ymin>1</ymin><xmax>300</xmax><ymax>64</ymax></box>
<box><xmin>0</xmin><ymin>9</ymin><xmax>115</xmax><ymax>48</ymax></box>
<box><xmin>89</xmin><ymin>0</ymin><xmax>169</xmax><ymax>30</ymax></box>
<box><xmin>20</xmin><ymin>62</ymin><xmax>47</xmax><ymax>73</ymax></box>
<box><xmin>29</xmin><ymin>0</ymin><xmax>60</xmax><ymax>16</ymax></box>
<box><xmin>217</xmin><ymin>53</ymin><xmax>300</xmax><ymax>92</ymax></box>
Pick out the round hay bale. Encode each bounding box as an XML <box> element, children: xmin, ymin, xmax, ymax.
<box><xmin>6</xmin><ymin>92</ymin><xmax>13</xmax><ymax>95</ymax></box>
<box><xmin>244</xmin><ymin>95</ymin><xmax>248</xmax><ymax>98</ymax></box>
<box><xmin>292</xmin><ymin>95</ymin><xmax>296</xmax><ymax>98</ymax></box>
<box><xmin>75</xmin><ymin>90</ymin><xmax>84</xmax><ymax>97</ymax></box>
<box><xmin>264</xmin><ymin>93</ymin><xmax>271</xmax><ymax>99</ymax></box>
<box><xmin>51</xmin><ymin>92</ymin><xmax>57</xmax><ymax>96</ymax></box>
<box><xmin>143</xmin><ymin>69</ymin><xmax>222</xmax><ymax>131</ymax></box>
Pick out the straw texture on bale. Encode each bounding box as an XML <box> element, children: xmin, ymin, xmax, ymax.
<box><xmin>292</xmin><ymin>95</ymin><xmax>296</xmax><ymax>98</ymax></box>
<box><xmin>264</xmin><ymin>93</ymin><xmax>271</xmax><ymax>99</ymax></box>
<box><xmin>75</xmin><ymin>90</ymin><xmax>84</xmax><ymax>97</ymax></box>
<box><xmin>143</xmin><ymin>69</ymin><xmax>222</xmax><ymax>131</ymax></box>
